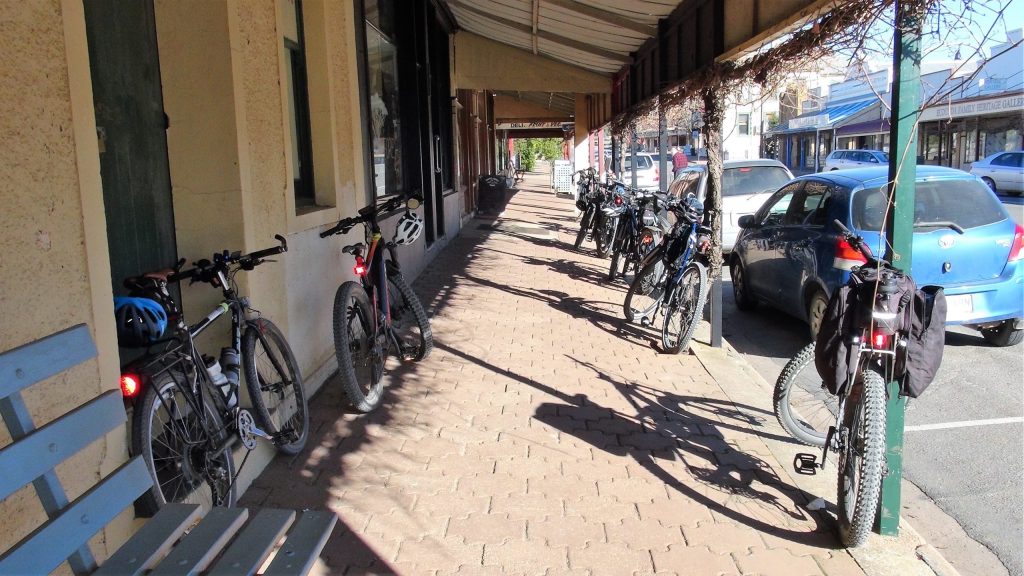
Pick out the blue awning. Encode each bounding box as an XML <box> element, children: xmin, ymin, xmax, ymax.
<box><xmin>767</xmin><ymin>99</ymin><xmax>879</xmax><ymax>135</ymax></box>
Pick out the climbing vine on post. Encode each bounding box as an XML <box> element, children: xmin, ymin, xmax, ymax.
<box><xmin>700</xmin><ymin>87</ymin><xmax>725</xmax><ymax>280</ymax></box>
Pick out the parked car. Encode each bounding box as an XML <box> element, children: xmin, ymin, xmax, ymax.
<box><xmin>731</xmin><ymin>166</ymin><xmax>1023</xmax><ymax>345</ymax></box>
<box><xmin>622</xmin><ymin>153</ymin><xmax>661</xmax><ymax>191</ymax></box>
<box><xmin>669</xmin><ymin>159</ymin><xmax>794</xmax><ymax>251</ymax></box>
<box><xmin>969</xmin><ymin>150</ymin><xmax>1024</xmax><ymax>196</ymax></box>
<box><xmin>822</xmin><ymin>149</ymin><xmax>889</xmax><ymax>171</ymax></box>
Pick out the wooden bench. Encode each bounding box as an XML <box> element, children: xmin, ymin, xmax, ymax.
<box><xmin>0</xmin><ymin>324</ymin><xmax>337</xmax><ymax>575</ymax></box>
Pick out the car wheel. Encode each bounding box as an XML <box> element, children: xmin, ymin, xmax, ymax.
<box><xmin>730</xmin><ymin>260</ymin><xmax>758</xmax><ymax>311</ymax></box>
<box><xmin>806</xmin><ymin>289</ymin><xmax>829</xmax><ymax>341</ymax></box>
<box><xmin>981</xmin><ymin>177</ymin><xmax>997</xmax><ymax>193</ymax></box>
<box><xmin>981</xmin><ymin>321</ymin><xmax>1023</xmax><ymax>347</ymax></box>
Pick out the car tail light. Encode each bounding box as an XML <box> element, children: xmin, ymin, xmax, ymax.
<box><xmin>654</xmin><ymin>167</ymin><xmax>659</xmax><ymax>181</ymax></box>
<box><xmin>353</xmin><ymin>255</ymin><xmax>367</xmax><ymax>276</ymax></box>
<box><xmin>833</xmin><ymin>237</ymin><xmax>868</xmax><ymax>270</ymax></box>
<box><xmin>870</xmin><ymin>330</ymin><xmax>890</xmax><ymax>349</ymax></box>
<box><xmin>1009</xmin><ymin>224</ymin><xmax>1024</xmax><ymax>262</ymax></box>
<box><xmin>120</xmin><ymin>373</ymin><xmax>141</xmax><ymax>398</ymax></box>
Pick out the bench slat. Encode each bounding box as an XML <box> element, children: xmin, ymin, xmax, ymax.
<box><xmin>149</xmin><ymin>507</ymin><xmax>249</xmax><ymax>576</ymax></box>
<box><xmin>0</xmin><ymin>390</ymin><xmax>126</xmax><ymax>502</ymax></box>
<box><xmin>0</xmin><ymin>457</ymin><xmax>152</xmax><ymax>575</ymax></box>
<box><xmin>206</xmin><ymin>508</ymin><xmax>296</xmax><ymax>576</ymax></box>
<box><xmin>94</xmin><ymin>504</ymin><xmax>202</xmax><ymax>576</ymax></box>
<box><xmin>0</xmin><ymin>324</ymin><xmax>96</xmax><ymax>399</ymax></box>
<box><xmin>263</xmin><ymin>511</ymin><xmax>337</xmax><ymax>576</ymax></box>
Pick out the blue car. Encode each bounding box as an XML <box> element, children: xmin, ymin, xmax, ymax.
<box><xmin>731</xmin><ymin>166</ymin><xmax>1024</xmax><ymax>346</ymax></box>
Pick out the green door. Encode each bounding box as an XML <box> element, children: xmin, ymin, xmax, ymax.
<box><xmin>84</xmin><ymin>0</ymin><xmax>177</xmax><ymax>296</ymax></box>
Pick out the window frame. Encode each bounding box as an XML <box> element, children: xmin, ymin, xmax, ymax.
<box><xmin>737</xmin><ymin>113</ymin><xmax>750</xmax><ymax>136</ymax></box>
<box><xmin>758</xmin><ymin>181</ymin><xmax>804</xmax><ymax>227</ymax></box>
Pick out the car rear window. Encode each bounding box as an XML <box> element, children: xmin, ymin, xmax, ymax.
<box><xmin>624</xmin><ymin>156</ymin><xmax>653</xmax><ymax>170</ymax></box>
<box><xmin>721</xmin><ymin>166</ymin><xmax>792</xmax><ymax>197</ymax></box>
<box><xmin>852</xmin><ymin>179</ymin><xmax>1007</xmax><ymax>232</ymax></box>
<box><xmin>670</xmin><ymin>169</ymin><xmax>703</xmax><ymax>197</ymax></box>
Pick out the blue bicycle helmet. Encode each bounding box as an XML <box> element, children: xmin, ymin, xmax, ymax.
<box><xmin>113</xmin><ymin>296</ymin><xmax>168</xmax><ymax>347</ymax></box>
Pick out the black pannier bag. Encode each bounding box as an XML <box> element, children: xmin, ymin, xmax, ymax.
<box><xmin>814</xmin><ymin>265</ymin><xmax>917</xmax><ymax>396</ymax></box>
<box><xmin>896</xmin><ymin>285</ymin><xmax>947</xmax><ymax>398</ymax></box>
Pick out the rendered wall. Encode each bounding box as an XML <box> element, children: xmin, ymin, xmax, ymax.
<box><xmin>0</xmin><ymin>0</ymin><xmax>130</xmax><ymax>563</ymax></box>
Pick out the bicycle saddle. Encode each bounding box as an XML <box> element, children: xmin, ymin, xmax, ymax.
<box><xmin>342</xmin><ymin>243</ymin><xmax>365</xmax><ymax>255</ymax></box>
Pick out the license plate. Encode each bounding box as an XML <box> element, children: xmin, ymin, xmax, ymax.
<box><xmin>945</xmin><ymin>294</ymin><xmax>974</xmax><ymax>321</ymax></box>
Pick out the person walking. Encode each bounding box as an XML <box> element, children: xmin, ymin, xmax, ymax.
<box><xmin>672</xmin><ymin>146</ymin><xmax>689</xmax><ymax>178</ymax></box>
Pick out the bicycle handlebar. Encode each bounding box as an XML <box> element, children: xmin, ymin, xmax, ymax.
<box><xmin>832</xmin><ymin>219</ymin><xmax>877</xmax><ymax>263</ymax></box>
<box><xmin>320</xmin><ymin>192</ymin><xmax>421</xmax><ymax>238</ymax></box>
<box><xmin>168</xmin><ymin>234</ymin><xmax>288</xmax><ymax>284</ymax></box>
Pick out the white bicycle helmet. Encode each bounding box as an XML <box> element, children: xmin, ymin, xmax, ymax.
<box><xmin>393</xmin><ymin>211</ymin><xmax>424</xmax><ymax>245</ymax></box>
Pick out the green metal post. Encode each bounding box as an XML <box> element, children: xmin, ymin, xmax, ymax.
<box><xmin>879</xmin><ymin>0</ymin><xmax>923</xmax><ymax>536</ymax></box>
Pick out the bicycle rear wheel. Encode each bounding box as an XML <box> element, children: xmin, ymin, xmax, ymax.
<box><xmin>387</xmin><ymin>271</ymin><xmax>433</xmax><ymax>361</ymax></box>
<box><xmin>132</xmin><ymin>370</ymin><xmax>236</xmax><ymax>516</ymax></box>
<box><xmin>334</xmin><ymin>281</ymin><xmax>385</xmax><ymax>413</ymax></box>
<box><xmin>773</xmin><ymin>342</ymin><xmax>836</xmax><ymax>447</ymax></box>
<box><xmin>623</xmin><ymin>258</ymin><xmax>667</xmax><ymax>322</ymax></box>
<box><xmin>661</xmin><ymin>261</ymin><xmax>709</xmax><ymax>354</ymax></box>
<box><xmin>837</xmin><ymin>368</ymin><xmax>886</xmax><ymax>547</ymax></box>
<box><xmin>242</xmin><ymin>319</ymin><xmax>309</xmax><ymax>455</ymax></box>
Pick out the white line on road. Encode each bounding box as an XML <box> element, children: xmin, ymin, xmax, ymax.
<box><xmin>905</xmin><ymin>417</ymin><xmax>1024</xmax><ymax>432</ymax></box>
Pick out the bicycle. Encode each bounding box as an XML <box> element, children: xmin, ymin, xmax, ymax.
<box><xmin>572</xmin><ymin>168</ymin><xmax>601</xmax><ymax>250</ymax></box>
<box><xmin>118</xmin><ymin>235</ymin><xmax>309</xmax><ymax>515</ymax></box>
<box><xmin>622</xmin><ymin>194</ymin><xmax>711</xmax><ymax>354</ymax></box>
<box><xmin>607</xmin><ymin>188</ymin><xmax>668</xmax><ymax>282</ymax></box>
<box><xmin>319</xmin><ymin>193</ymin><xmax>433</xmax><ymax>413</ymax></box>
<box><xmin>783</xmin><ymin>219</ymin><xmax>910</xmax><ymax>547</ymax></box>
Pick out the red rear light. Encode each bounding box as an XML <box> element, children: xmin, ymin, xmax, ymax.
<box><xmin>833</xmin><ymin>237</ymin><xmax>868</xmax><ymax>270</ymax></box>
<box><xmin>614</xmin><ymin>195</ymin><xmax>623</xmax><ymax>206</ymax></box>
<box><xmin>654</xmin><ymin>167</ymin><xmax>659</xmax><ymax>181</ymax></box>
<box><xmin>1009</xmin><ymin>224</ymin><xmax>1024</xmax><ymax>262</ymax></box>
<box><xmin>871</xmin><ymin>330</ymin><xmax>890</xmax><ymax>349</ymax></box>
<box><xmin>120</xmin><ymin>374</ymin><xmax>141</xmax><ymax>398</ymax></box>
<box><xmin>353</xmin><ymin>256</ymin><xmax>367</xmax><ymax>276</ymax></box>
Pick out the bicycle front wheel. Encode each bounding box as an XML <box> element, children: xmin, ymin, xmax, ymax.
<box><xmin>242</xmin><ymin>319</ymin><xmax>309</xmax><ymax>455</ymax></box>
<box><xmin>837</xmin><ymin>368</ymin><xmax>886</xmax><ymax>547</ymax></box>
<box><xmin>623</xmin><ymin>258</ymin><xmax>667</xmax><ymax>322</ymax></box>
<box><xmin>574</xmin><ymin>207</ymin><xmax>593</xmax><ymax>249</ymax></box>
<box><xmin>132</xmin><ymin>370</ymin><xmax>236</xmax><ymax>516</ymax></box>
<box><xmin>661</xmin><ymin>261</ymin><xmax>709</xmax><ymax>354</ymax></box>
<box><xmin>334</xmin><ymin>281</ymin><xmax>385</xmax><ymax>413</ymax></box>
<box><xmin>773</xmin><ymin>342</ymin><xmax>836</xmax><ymax>447</ymax></box>
<box><xmin>387</xmin><ymin>271</ymin><xmax>433</xmax><ymax>361</ymax></box>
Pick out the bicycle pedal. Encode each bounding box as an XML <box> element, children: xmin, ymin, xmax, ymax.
<box><xmin>793</xmin><ymin>453</ymin><xmax>819</xmax><ymax>475</ymax></box>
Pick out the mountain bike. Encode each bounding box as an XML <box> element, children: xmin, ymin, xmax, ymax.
<box><xmin>785</xmin><ymin>220</ymin><xmax>909</xmax><ymax>547</ymax></box>
<box><xmin>319</xmin><ymin>193</ymin><xmax>432</xmax><ymax>413</ymax></box>
<box><xmin>120</xmin><ymin>235</ymin><xmax>308</xmax><ymax>515</ymax></box>
<box><xmin>607</xmin><ymin>188</ymin><xmax>668</xmax><ymax>282</ymax></box>
<box><xmin>623</xmin><ymin>194</ymin><xmax>711</xmax><ymax>354</ymax></box>
<box><xmin>573</xmin><ymin>169</ymin><xmax>604</xmax><ymax>250</ymax></box>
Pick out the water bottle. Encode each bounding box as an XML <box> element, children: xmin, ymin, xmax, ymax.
<box><xmin>219</xmin><ymin>347</ymin><xmax>240</xmax><ymax>410</ymax></box>
<box><xmin>204</xmin><ymin>354</ymin><xmax>236</xmax><ymax>410</ymax></box>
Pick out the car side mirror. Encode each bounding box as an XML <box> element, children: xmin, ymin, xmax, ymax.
<box><xmin>738</xmin><ymin>215</ymin><xmax>757</xmax><ymax>229</ymax></box>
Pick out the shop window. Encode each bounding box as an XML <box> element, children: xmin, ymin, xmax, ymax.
<box><xmin>361</xmin><ymin>0</ymin><xmax>402</xmax><ymax>198</ymax></box>
<box><xmin>280</xmin><ymin>0</ymin><xmax>336</xmax><ymax>213</ymax></box>
<box><xmin>738</xmin><ymin>113</ymin><xmax>750</xmax><ymax>135</ymax></box>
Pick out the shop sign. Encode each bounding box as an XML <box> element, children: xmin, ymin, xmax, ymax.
<box><xmin>919</xmin><ymin>93</ymin><xmax>1024</xmax><ymax>122</ymax></box>
<box><xmin>788</xmin><ymin>114</ymin><xmax>828</xmax><ymax>130</ymax></box>
<box><xmin>496</xmin><ymin>121</ymin><xmax>574</xmax><ymax>130</ymax></box>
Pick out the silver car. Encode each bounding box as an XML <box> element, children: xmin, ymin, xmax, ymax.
<box><xmin>822</xmin><ymin>149</ymin><xmax>888</xmax><ymax>171</ymax></box>
<box><xmin>970</xmin><ymin>151</ymin><xmax>1023</xmax><ymax>196</ymax></box>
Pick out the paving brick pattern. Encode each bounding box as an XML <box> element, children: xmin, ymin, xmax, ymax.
<box><xmin>244</xmin><ymin>174</ymin><xmax>865</xmax><ymax>575</ymax></box>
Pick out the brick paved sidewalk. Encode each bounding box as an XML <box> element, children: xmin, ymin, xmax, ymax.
<box><xmin>243</xmin><ymin>174</ymin><xmax>873</xmax><ymax>575</ymax></box>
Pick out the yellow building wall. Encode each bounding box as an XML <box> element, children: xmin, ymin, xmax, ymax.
<box><xmin>1</xmin><ymin>0</ymin><xmax>373</xmax><ymax>561</ymax></box>
<box><xmin>0</xmin><ymin>0</ymin><xmax>130</xmax><ymax>563</ymax></box>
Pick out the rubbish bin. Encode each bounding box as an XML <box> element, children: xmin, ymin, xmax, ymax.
<box><xmin>478</xmin><ymin>174</ymin><xmax>506</xmax><ymax>212</ymax></box>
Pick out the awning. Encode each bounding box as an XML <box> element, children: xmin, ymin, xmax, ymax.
<box><xmin>836</xmin><ymin>118</ymin><xmax>890</xmax><ymax>137</ymax></box>
<box><xmin>769</xmin><ymin>99</ymin><xmax>880</xmax><ymax>135</ymax></box>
